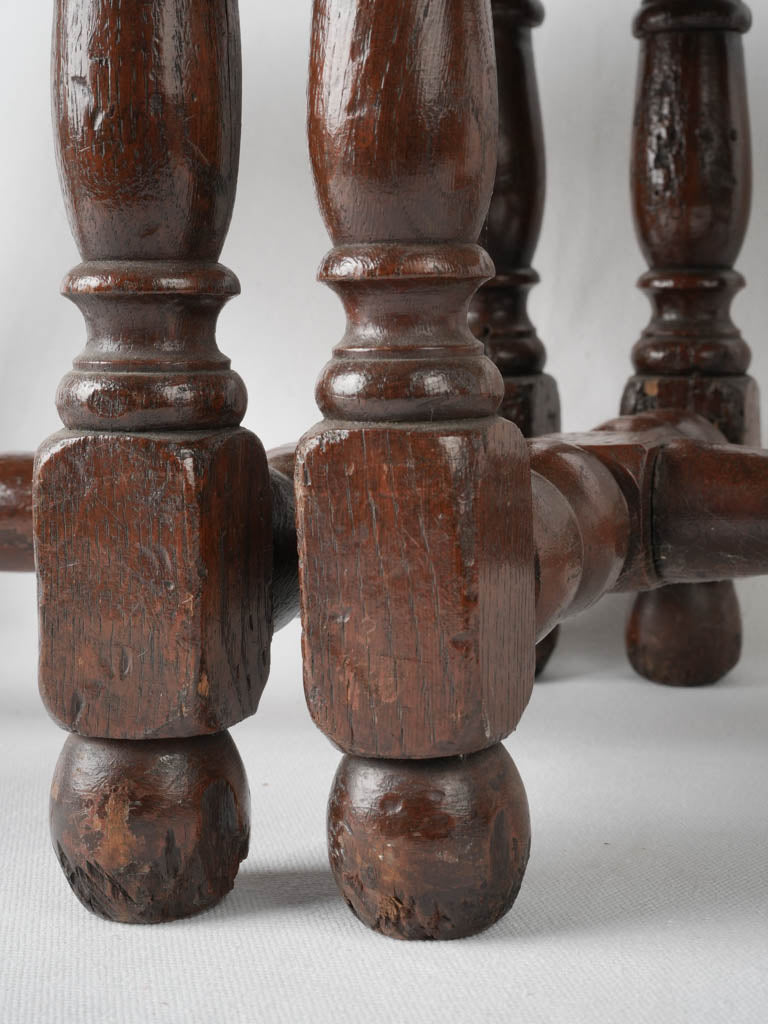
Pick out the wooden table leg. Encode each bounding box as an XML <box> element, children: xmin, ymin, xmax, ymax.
<box><xmin>297</xmin><ymin>0</ymin><xmax>536</xmax><ymax>939</ymax></box>
<box><xmin>620</xmin><ymin>0</ymin><xmax>758</xmax><ymax>685</ymax></box>
<box><xmin>36</xmin><ymin>0</ymin><xmax>271</xmax><ymax>922</ymax></box>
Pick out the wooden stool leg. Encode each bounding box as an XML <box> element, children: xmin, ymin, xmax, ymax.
<box><xmin>298</xmin><ymin>0</ymin><xmax>536</xmax><ymax>939</ymax></box>
<box><xmin>470</xmin><ymin>0</ymin><xmax>561</xmax><ymax>676</ymax></box>
<box><xmin>36</xmin><ymin>0</ymin><xmax>270</xmax><ymax>921</ymax></box>
<box><xmin>328</xmin><ymin>747</ymin><xmax>530</xmax><ymax>940</ymax></box>
<box><xmin>621</xmin><ymin>0</ymin><xmax>758</xmax><ymax>686</ymax></box>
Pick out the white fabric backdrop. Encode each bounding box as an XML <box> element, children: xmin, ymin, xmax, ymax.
<box><xmin>1</xmin><ymin>0</ymin><xmax>768</xmax><ymax>1020</ymax></box>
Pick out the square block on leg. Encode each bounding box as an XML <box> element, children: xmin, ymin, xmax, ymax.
<box><xmin>34</xmin><ymin>429</ymin><xmax>271</xmax><ymax>739</ymax></box>
<box><xmin>296</xmin><ymin>417</ymin><xmax>536</xmax><ymax>759</ymax></box>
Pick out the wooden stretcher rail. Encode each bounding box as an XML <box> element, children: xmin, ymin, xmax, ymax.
<box><xmin>6</xmin><ymin>412</ymin><xmax>768</xmax><ymax>645</ymax></box>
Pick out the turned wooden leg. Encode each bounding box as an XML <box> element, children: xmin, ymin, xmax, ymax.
<box><xmin>620</xmin><ymin>0</ymin><xmax>758</xmax><ymax>686</ymax></box>
<box><xmin>37</xmin><ymin>0</ymin><xmax>270</xmax><ymax>920</ymax></box>
<box><xmin>470</xmin><ymin>0</ymin><xmax>561</xmax><ymax>677</ymax></box>
<box><xmin>299</xmin><ymin>0</ymin><xmax>536</xmax><ymax>939</ymax></box>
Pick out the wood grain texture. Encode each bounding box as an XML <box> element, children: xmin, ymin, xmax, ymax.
<box><xmin>469</xmin><ymin>0</ymin><xmax>560</xmax><ymax>438</ymax></box>
<box><xmin>52</xmin><ymin>0</ymin><xmax>245</xmax><ymax>431</ymax></box>
<box><xmin>621</xmin><ymin>0</ymin><xmax>756</xmax><ymax>687</ymax></box>
<box><xmin>308</xmin><ymin>0</ymin><xmax>497</xmax><ymax>248</ymax></box>
<box><xmin>300</xmin><ymin>0</ymin><xmax>535</xmax><ymax>939</ymax></box>
<box><xmin>36</xmin><ymin>0</ymin><xmax>275</xmax><ymax>744</ymax></box>
<box><xmin>54</xmin><ymin>0</ymin><xmax>241</xmax><ymax>260</ymax></box>
<box><xmin>298</xmin><ymin>420</ymin><xmax>535</xmax><ymax>760</ymax></box>
<box><xmin>51</xmin><ymin>731</ymin><xmax>249</xmax><ymax>923</ymax></box>
<box><xmin>40</xmin><ymin>0</ymin><xmax>263</xmax><ymax>920</ymax></box>
<box><xmin>36</xmin><ymin>429</ymin><xmax>271</xmax><ymax>739</ymax></box>
<box><xmin>0</xmin><ymin>455</ymin><xmax>33</xmax><ymax>573</ymax></box>
<box><xmin>0</xmin><ymin>448</ymin><xmax>301</xmax><ymax>633</ymax></box>
<box><xmin>328</xmin><ymin>744</ymin><xmax>530</xmax><ymax>941</ymax></box>
<box><xmin>300</xmin><ymin>0</ymin><xmax>537</xmax><ymax>763</ymax></box>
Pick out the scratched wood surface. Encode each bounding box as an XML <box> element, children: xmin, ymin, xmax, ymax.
<box><xmin>620</xmin><ymin>0</ymin><xmax>756</xmax><ymax>686</ymax></box>
<box><xmin>37</xmin><ymin>0</ymin><xmax>265</xmax><ymax>921</ymax></box>
<box><xmin>51</xmin><ymin>731</ymin><xmax>250</xmax><ymax>924</ymax></box>
<box><xmin>0</xmin><ymin>447</ymin><xmax>301</xmax><ymax>635</ymax></box>
<box><xmin>36</xmin><ymin>429</ymin><xmax>271</xmax><ymax>739</ymax></box>
<box><xmin>298</xmin><ymin>419</ymin><xmax>534</xmax><ymax>760</ymax></box>
<box><xmin>298</xmin><ymin>0</ymin><xmax>539</xmax><ymax>940</ymax></box>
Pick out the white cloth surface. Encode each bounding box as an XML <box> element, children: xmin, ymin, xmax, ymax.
<box><xmin>1</xmin><ymin>591</ymin><xmax>766</xmax><ymax>1024</ymax></box>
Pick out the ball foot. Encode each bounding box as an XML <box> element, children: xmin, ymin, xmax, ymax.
<box><xmin>50</xmin><ymin>732</ymin><xmax>250</xmax><ymax>923</ymax></box>
<box><xmin>328</xmin><ymin>744</ymin><xmax>530</xmax><ymax>940</ymax></box>
<box><xmin>626</xmin><ymin>581</ymin><xmax>741</xmax><ymax>686</ymax></box>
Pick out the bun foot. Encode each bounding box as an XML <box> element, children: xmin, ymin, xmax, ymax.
<box><xmin>50</xmin><ymin>732</ymin><xmax>250</xmax><ymax>923</ymax></box>
<box><xmin>327</xmin><ymin>744</ymin><xmax>530</xmax><ymax>940</ymax></box>
<box><xmin>626</xmin><ymin>581</ymin><xmax>741</xmax><ymax>687</ymax></box>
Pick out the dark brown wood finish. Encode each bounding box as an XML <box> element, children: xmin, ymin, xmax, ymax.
<box><xmin>470</xmin><ymin>0</ymin><xmax>562</xmax><ymax>676</ymax></box>
<box><xmin>653</xmin><ymin>441</ymin><xmax>768</xmax><ymax>582</ymax></box>
<box><xmin>530</xmin><ymin>410</ymin><xmax>724</xmax><ymax>636</ymax></box>
<box><xmin>328</xmin><ymin>745</ymin><xmax>530</xmax><ymax>941</ymax></box>
<box><xmin>51</xmin><ymin>731</ymin><xmax>250</xmax><ymax>924</ymax></box>
<box><xmin>298</xmin><ymin>0</ymin><xmax>536</xmax><ymax>939</ymax></box>
<box><xmin>620</xmin><ymin>0</ymin><xmax>757</xmax><ymax>686</ymax></box>
<box><xmin>0</xmin><ymin>455</ymin><xmax>33</xmax><ymax>573</ymax></box>
<box><xmin>0</xmin><ymin>448</ymin><xmax>301</xmax><ymax>632</ymax></box>
<box><xmin>35</xmin><ymin>0</ymin><xmax>266</xmax><ymax>921</ymax></box>
<box><xmin>3</xmin><ymin>0</ymin><xmax>767</xmax><ymax>939</ymax></box>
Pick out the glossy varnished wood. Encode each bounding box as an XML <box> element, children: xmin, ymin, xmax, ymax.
<box><xmin>37</xmin><ymin>0</ymin><xmax>272</xmax><ymax>742</ymax></box>
<box><xmin>36</xmin><ymin>429</ymin><xmax>271</xmax><ymax>738</ymax></box>
<box><xmin>53</xmin><ymin>0</ymin><xmax>246</xmax><ymax>431</ymax></box>
<box><xmin>299</xmin><ymin>0</ymin><xmax>536</xmax><ymax>939</ymax></box>
<box><xmin>328</xmin><ymin>745</ymin><xmax>530</xmax><ymax>940</ymax></box>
